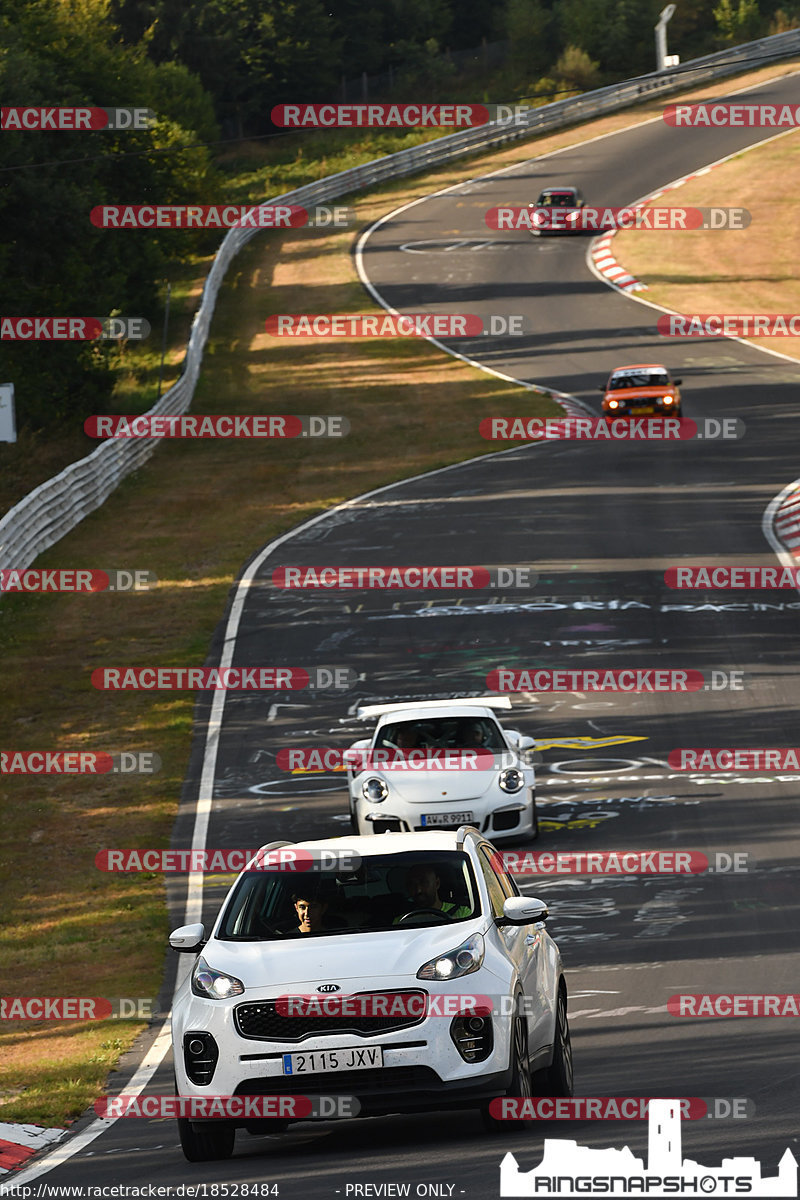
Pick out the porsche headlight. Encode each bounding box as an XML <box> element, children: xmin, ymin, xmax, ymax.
<box><xmin>362</xmin><ymin>776</ymin><xmax>389</xmax><ymax>802</ymax></box>
<box><xmin>191</xmin><ymin>957</ymin><xmax>244</xmax><ymax>999</ymax></box>
<box><xmin>499</xmin><ymin>766</ymin><xmax>524</xmax><ymax>793</ymax></box>
<box><xmin>417</xmin><ymin>933</ymin><xmax>485</xmax><ymax>980</ymax></box>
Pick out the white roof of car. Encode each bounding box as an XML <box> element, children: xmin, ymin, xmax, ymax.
<box><xmin>357</xmin><ymin>696</ymin><xmax>511</xmax><ymax>720</ymax></box>
<box><xmin>373</xmin><ymin>704</ymin><xmax>503</xmax><ymax>727</ymax></box>
<box><xmin>259</xmin><ymin>830</ymin><xmax>473</xmax><ymax>857</ymax></box>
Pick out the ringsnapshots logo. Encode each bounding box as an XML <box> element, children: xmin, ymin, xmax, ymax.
<box><xmin>664</xmin><ymin>101</ymin><xmax>800</xmax><ymax>127</ymax></box>
<box><xmin>90</xmin><ymin>205</ymin><xmax>352</xmax><ymax>229</ymax></box>
<box><xmin>0</xmin><ymin>568</ymin><xmax>156</xmax><ymax>592</ymax></box>
<box><xmin>480</xmin><ymin>417</ymin><xmax>744</xmax><ymax>441</ymax></box>
<box><xmin>84</xmin><ymin>415</ymin><xmax>348</xmax><ymax>438</ymax></box>
<box><xmin>1</xmin><ymin>317</ymin><xmax>150</xmax><ymax>340</ymax></box>
<box><xmin>271</xmin><ymin>565</ymin><xmax>536</xmax><ymax>589</ymax></box>
<box><xmin>96</xmin><ymin>847</ymin><xmax>363</xmax><ymax>873</ymax></box>
<box><xmin>90</xmin><ymin>666</ymin><xmax>358</xmax><ymax>690</ymax></box>
<box><xmin>498</xmin><ymin>1098</ymin><xmax>793</xmax><ymax>1197</ymax></box>
<box><xmin>658</xmin><ymin>314</ymin><xmax>800</xmax><ymax>337</ymax></box>
<box><xmin>1</xmin><ymin>106</ymin><xmax>155</xmax><ymax>131</ymax></box>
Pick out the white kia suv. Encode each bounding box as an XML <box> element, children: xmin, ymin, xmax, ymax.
<box><xmin>169</xmin><ymin>829</ymin><xmax>571</xmax><ymax>1160</ymax></box>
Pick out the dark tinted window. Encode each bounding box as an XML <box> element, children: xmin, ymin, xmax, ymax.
<box><xmin>375</xmin><ymin>716</ymin><xmax>505</xmax><ymax>751</ymax></box>
<box><xmin>216</xmin><ymin>850</ymin><xmax>480</xmax><ymax>940</ymax></box>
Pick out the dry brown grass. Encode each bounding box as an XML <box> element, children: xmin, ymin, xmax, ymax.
<box><xmin>612</xmin><ymin>127</ymin><xmax>800</xmax><ymax>359</ymax></box>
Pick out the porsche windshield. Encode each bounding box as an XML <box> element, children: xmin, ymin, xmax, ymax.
<box><xmin>217</xmin><ymin>850</ymin><xmax>481</xmax><ymax>940</ymax></box>
<box><xmin>374</xmin><ymin>716</ymin><xmax>506</xmax><ymax>752</ymax></box>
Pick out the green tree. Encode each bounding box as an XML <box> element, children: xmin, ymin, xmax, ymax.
<box><xmin>506</xmin><ymin>0</ymin><xmax>553</xmax><ymax>79</ymax></box>
<box><xmin>713</xmin><ymin>0</ymin><xmax>764</xmax><ymax>38</ymax></box>
<box><xmin>553</xmin><ymin>43</ymin><xmax>600</xmax><ymax>89</ymax></box>
<box><xmin>0</xmin><ymin>0</ymin><xmax>216</xmax><ymax>434</ymax></box>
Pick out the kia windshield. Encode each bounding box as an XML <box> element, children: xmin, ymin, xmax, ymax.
<box><xmin>217</xmin><ymin>850</ymin><xmax>481</xmax><ymax>940</ymax></box>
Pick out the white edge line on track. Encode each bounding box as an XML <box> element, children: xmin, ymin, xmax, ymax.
<box><xmin>12</xmin><ymin>65</ymin><xmax>800</xmax><ymax>1186</ymax></box>
<box><xmin>9</xmin><ymin>404</ymin><xmax>566</xmax><ymax>1190</ymax></box>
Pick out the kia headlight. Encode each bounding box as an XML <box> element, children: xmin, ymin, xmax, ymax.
<box><xmin>362</xmin><ymin>776</ymin><xmax>389</xmax><ymax>802</ymax></box>
<box><xmin>417</xmin><ymin>933</ymin><xmax>484</xmax><ymax>981</ymax></box>
<box><xmin>499</xmin><ymin>766</ymin><xmax>524</xmax><ymax>793</ymax></box>
<box><xmin>191</xmin><ymin>957</ymin><xmax>245</xmax><ymax>999</ymax></box>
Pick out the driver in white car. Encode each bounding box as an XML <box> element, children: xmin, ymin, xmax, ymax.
<box><xmin>396</xmin><ymin>864</ymin><xmax>472</xmax><ymax>920</ymax></box>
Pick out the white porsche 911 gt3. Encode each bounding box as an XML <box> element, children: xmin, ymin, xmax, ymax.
<box><xmin>343</xmin><ymin>699</ymin><xmax>537</xmax><ymax>840</ymax></box>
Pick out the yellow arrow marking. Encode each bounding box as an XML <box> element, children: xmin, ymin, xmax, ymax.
<box><xmin>534</xmin><ymin>735</ymin><xmax>648</xmax><ymax>752</ymax></box>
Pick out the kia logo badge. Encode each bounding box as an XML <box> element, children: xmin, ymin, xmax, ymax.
<box><xmin>317</xmin><ymin>984</ymin><xmax>341</xmax><ymax>993</ymax></box>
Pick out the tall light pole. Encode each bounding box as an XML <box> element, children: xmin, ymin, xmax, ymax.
<box><xmin>655</xmin><ymin>4</ymin><xmax>676</xmax><ymax>71</ymax></box>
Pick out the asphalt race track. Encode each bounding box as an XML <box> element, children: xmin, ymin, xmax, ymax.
<box><xmin>25</xmin><ymin>70</ymin><xmax>800</xmax><ymax>1197</ymax></box>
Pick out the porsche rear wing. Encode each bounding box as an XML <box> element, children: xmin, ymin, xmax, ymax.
<box><xmin>354</xmin><ymin>696</ymin><xmax>512</xmax><ymax>721</ymax></box>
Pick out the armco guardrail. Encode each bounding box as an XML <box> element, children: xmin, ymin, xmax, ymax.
<box><xmin>2</xmin><ymin>28</ymin><xmax>799</xmax><ymax>571</ymax></box>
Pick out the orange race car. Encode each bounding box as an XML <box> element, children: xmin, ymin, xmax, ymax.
<box><xmin>600</xmin><ymin>363</ymin><xmax>683</xmax><ymax>417</ymax></box>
